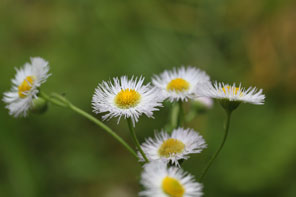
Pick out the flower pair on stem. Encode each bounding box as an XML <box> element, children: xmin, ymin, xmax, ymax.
<box><xmin>3</xmin><ymin>57</ymin><xmax>265</xmax><ymax>197</ymax></box>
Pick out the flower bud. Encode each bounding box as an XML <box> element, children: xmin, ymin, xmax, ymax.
<box><xmin>31</xmin><ymin>97</ymin><xmax>48</xmax><ymax>114</ymax></box>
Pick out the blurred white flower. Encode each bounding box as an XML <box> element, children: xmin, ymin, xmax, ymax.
<box><xmin>3</xmin><ymin>57</ymin><xmax>51</xmax><ymax>117</ymax></box>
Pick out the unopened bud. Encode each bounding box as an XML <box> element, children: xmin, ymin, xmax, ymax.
<box><xmin>31</xmin><ymin>97</ymin><xmax>48</xmax><ymax>114</ymax></box>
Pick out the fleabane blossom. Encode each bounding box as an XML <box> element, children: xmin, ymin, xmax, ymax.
<box><xmin>139</xmin><ymin>128</ymin><xmax>207</xmax><ymax>166</ymax></box>
<box><xmin>3</xmin><ymin>57</ymin><xmax>51</xmax><ymax>117</ymax></box>
<box><xmin>140</xmin><ymin>160</ymin><xmax>203</xmax><ymax>197</ymax></box>
<box><xmin>92</xmin><ymin>76</ymin><xmax>163</xmax><ymax>126</ymax></box>
<box><xmin>196</xmin><ymin>82</ymin><xmax>265</xmax><ymax>105</ymax></box>
<box><xmin>152</xmin><ymin>67</ymin><xmax>210</xmax><ymax>102</ymax></box>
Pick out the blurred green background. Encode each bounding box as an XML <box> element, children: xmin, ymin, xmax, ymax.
<box><xmin>1</xmin><ymin>0</ymin><xmax>296</xmax><ymax>196</ymax></box>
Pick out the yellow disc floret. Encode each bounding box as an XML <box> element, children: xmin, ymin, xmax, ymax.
<box><xmin>115</xmin><ymin>88</ymin><xmax>141</xmax><ymax>109</ymax></box>
<box><xmin>167</xmin><ymin>78</ymin><xmax>190</xmax><ymax>92</ymax></box>
<box><xmin>162</xmin><ymin>176</ymin><xmax>185</xmax><ymax>197</ymax></box>
<box><xmin>18</xmin><ymin>76</ymin><xmax>35</xmax><ymax>98</ymax></box>
<box><xmin>222</xmin><ymin>86</ymin><xmax>243</xmax><ymax>96</ymax></box>
<box><xmin>158</xmin><ymin>138</ymin><xmax>185</xmax><ymax>158</ymax></box>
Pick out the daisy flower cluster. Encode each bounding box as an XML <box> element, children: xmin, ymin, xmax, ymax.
<box><xmin>3</xmin><ymin>58</ymin><xmax>265</xmax><ymax>197</ymax></box>
<box><xmin>90</xmin><ymin>67</ymin><xmax>211</xmax><ymax>196</ymax></box>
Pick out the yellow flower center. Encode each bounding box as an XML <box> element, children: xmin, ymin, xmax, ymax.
<box><xmin>18</xmin><ymin>76</ymin><xmax>35</xmax><ymax>98</ymax></box>
<box><xmin>222</xmin><ymin>86</ymin><xmax>243</xmax><ymax>96</ymax></box>
<box><xmin>167</xmin><ymin>78</ymin><xmax>190</xmax><ymax>92</ymax></box>
<box><xmin>114</xmin><ymin>88</ymin><xmax>141</xmax><ymax>109</ymax></box>
<box><xmin>158</xmin><ymin>138</ymin><xmax>185</xmax><ymax>158</ymax></box>
<box><xmin>162</xmin><ymin>176</ymin><xmax>185</xmax><ymax>197</ymax></box>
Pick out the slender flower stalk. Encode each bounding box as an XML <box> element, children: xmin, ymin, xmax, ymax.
<box><xmin>168</xmin><ymin>103</ymin><xmax>179</xmax><ymax>132</ymax></box>
<box><xmin>40</xmin><ymin>92</ymin><xmax>138</xmax><ymax>159</ymax></box>
<box><xmin>39</xmin><ymin>92</ymin><xmax>67</xmax><ymax>107</ymax></box>
<box><xmin>196</xmin><ymin>81</ymin><xmax>265</xmax><ymax>181</ymax></box>
<box><xmin>127</xmin><ymin>118</ymin><xmax>149</xmax><ymax>163</ymax></box>
<box><xmin>177</xmin><ymin>100</ymin><xmax>183</xmax><ymax>127</ymax></box>
<box><xmin>169</xmin><ymin>101</ymin><xmax>184</xmax><ymax>131</ymax></box>
<box><xmin>198</xmin><ymin>109</ymin><xmax>232</xmax><ymax>181</ymax></box>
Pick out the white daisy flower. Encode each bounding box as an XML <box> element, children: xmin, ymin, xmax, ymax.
<box><xmin>196</xmin><ymin>82</ymin><xmax>265</xmax><ymax>105</ymax></box>
<box><xmin>152</xmin><ymin>67</ymin><xmax>210</xmax><ymax>102</ymax></box>
<box><xmin>92</xmin><ymin>76</ymin><xmax>163</xmax><ymax>126</ymax></box>
<box><xmin>3</xmin><ymin>57</ymin><xmax>51</xmax><ymax>117</ymax></box>
<box><xmin>140</xmin><ymin>160</ymin><xmax>203</xmax><ymax>197</ymax></box>
<box><xmin>139</xmin><ymin>128</ymin><xmax>207</xmax><ymax>166</ymax></box>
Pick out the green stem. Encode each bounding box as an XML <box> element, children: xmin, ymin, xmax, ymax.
<box><xmin>39</xmin><ymin>92</ymin><xmax>67</xmax><ymax>108</ymax></box>
<box><xmin>68</xmin><ymin>104</ymin><xmax>138</xmax><ymax>158</ymax></box>
<box><xmin>40</xmin><ymin>92</ymin><xmax>138</xmax><ymax>159</ymax></box>
<box><xmin>177</xmin><ymin>100</ymin><xmax>183</xmax><ymax>128</ymax></box>
<box><xmin>127</xmin><ymin>119</ymin><xmax>149</xmax><ymax>163</ymax></box>
<box><xmin>198</xmin><ymin>110</ymin><xmax>232</xmax><ymax>181</ymax></box>
<box><xmin>170</xmin><ymin>101</ymin><xmax>184</xmax><ymax>130</ymax></box>
<box><xmin>169</xmin><ymin>102</ymin><xmax>179</xmax><ymax>132</ymax></box>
